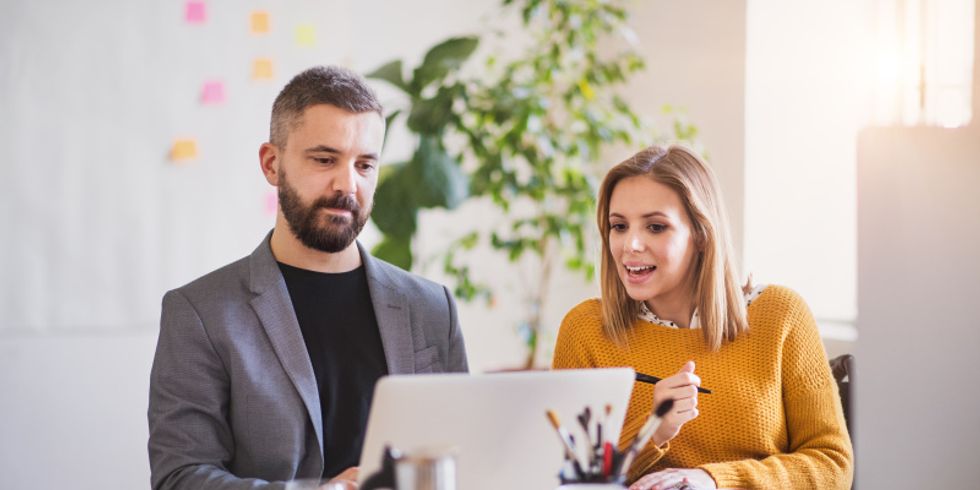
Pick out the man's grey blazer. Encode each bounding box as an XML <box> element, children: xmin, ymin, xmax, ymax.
<box><xmin>148</xmin><ymin>233</ymin><xmax>468</xmax><ymax>489</ymax></box>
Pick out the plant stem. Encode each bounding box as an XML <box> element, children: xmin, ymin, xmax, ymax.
<box><xmin>524</xmin><ymin>215</ymin><xmax>555</xmax><ymax>369</ymax></box>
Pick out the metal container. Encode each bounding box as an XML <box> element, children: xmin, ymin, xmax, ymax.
<box><xmin>394</xmin><ymin>450</ymin><xmax>457</xmax><ymax>490</ymax></box>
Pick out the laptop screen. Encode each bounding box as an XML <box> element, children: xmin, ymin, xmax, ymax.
<box><xmin>358</xmin><ymin>368</ymin><xmax>634</xmax><ymax>490</ymax></box>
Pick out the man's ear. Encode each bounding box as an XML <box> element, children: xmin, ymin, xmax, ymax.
<box><xmin>259</xmin><ymin>143</ymin><xmax>280</xmax><ymax>186</ymax></box>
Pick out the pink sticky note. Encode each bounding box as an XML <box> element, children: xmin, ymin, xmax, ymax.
<box><xmin>201</xmin><ymin>80</ymin><xmax>225</xmax><ymax>105</ymax></box>
<box><xmin>265</xmin><ymin>191</ymin><xmax>278</xmax><ymax>215</ymax></box>
<box><xmin>185</xmin><ymin>1</ymin><xmax>206</xmax><ymax>24</ymax></box>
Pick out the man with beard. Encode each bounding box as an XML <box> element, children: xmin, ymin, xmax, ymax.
<box><xmin>148</xmin><ymin>66</ymin><xmax>468</xmax><ymax>490</ymax></box>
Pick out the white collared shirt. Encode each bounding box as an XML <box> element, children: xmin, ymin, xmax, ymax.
<box><xmin>638</xmin><ymin>284</ymin><xmax>768</xmax><ymax>329</ymax></box>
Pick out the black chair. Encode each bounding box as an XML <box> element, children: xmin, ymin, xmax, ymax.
<box><xmin>829</xmin><ymin>353</ymin><xmax>854</xmax><ymax>489</ymax></box>
<box><xmin>829</xmin><ymin>353</ymin><xmax>853</xmax><ymax>434</ymax></box>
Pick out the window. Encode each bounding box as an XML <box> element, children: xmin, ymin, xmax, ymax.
<box><xmin>872</xmin><ymin>0</ymin><xmax>976</xmax><ymax>127</ymax></box>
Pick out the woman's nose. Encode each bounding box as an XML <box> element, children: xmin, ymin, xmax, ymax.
<box><xmin>625</xmin><ymin>234</ymin><xmax>643</xmax><ymax>252</ymax></box>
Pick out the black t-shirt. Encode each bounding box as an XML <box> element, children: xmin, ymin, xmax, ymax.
<box><xmin>277</xmin><ymin>262</ymin><xmax>389</xmax><ymax>478</ymax></box>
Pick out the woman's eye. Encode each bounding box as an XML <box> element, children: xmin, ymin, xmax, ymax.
<box><xmin>610</xmin><ymin>223</ymin><xmax>627</xmax><ymax>232</ymax></box>
<box><xmin>649</xmin><ymin>223</ymin><xmax>667</xmax><ymax>233</ymax></box>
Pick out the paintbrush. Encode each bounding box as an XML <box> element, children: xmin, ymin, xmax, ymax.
<box><xmin>616</xmin><ymin>398</ymin><xmax>675</xmax><ymax>479</ymax></box>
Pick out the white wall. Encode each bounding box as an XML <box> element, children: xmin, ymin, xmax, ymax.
<box><xmin>854</xmin><ymin>4</ymin><xmax>980</xmax><ymax>485</ymax></box>
<box><xmin>0</xmin><ymin>1</ymin><xmax>499</xmax><ymax>488</ymax></box>
<box><xmin>855</xmin><ymin>126</ymin><xmax>980</xmax><ymax>487</ymax></box>
<box><xmin>744</xmin><ymin>0</ymin><xmax>871</xmax><ymax>352</ymax></box>
<box><xmin>0</xmin><ymin>333</ymin><xmax>158</xmax><ymax>489</ymax></box>
<box><xmin>0</xmin><ymin>1</ymin><xmax>747</xmax><ymax>488</ymax></box>
<box><xmin>625</xmin><ymin>0</ymin><xmax>748</xmax><ymax>259</ymax></box>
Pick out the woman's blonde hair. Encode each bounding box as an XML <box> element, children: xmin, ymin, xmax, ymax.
<box><xmin>596</xmin><ymin>145</ymin><xmax>748</xmax><ymax>350</ymax></box>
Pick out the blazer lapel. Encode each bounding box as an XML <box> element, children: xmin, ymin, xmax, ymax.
<box><xmin>246</xmin><ymin>233</ymin><xmax>323</xmax><ymax>456</ymax></box>
<box><xmin>359</xmin><ymin>243</ymin><xmax>415</xmax><ymax>374</ymax></box>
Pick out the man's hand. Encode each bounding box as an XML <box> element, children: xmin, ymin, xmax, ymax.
<box><xmin>319</xmin><ymin>467</ymin><xmax>359</xmax><ymax>490</ymax></box>
<box><xmin>651</xmin><ymin>361</ymin><xmax>701</xmax><ymax>447</ymax></box>
<box><xmin>628</xmin><ymin>468</ymin><xmax>717</xmax><ymax>490</ymax></box>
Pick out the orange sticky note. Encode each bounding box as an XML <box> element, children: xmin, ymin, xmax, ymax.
<box><xmin>185</xmin><ymin>1</ymin><xmax>206</xmax><ymax>24</ymax></box>
<box><xmin>170</xmin><ymin>139</ymin><xmax>198</xmax><ymax>161</ymax></box>
<box><xmin>295</xmin><ymin>24</ymin><xmax>316</xmax><ymax>47</ymax></box>
<box><xmin>252</xmin><ymin>58</ymin><xmax>274</xmax><ymax>80</ymax></box>
<box><xmin>201</xmin><ymin>80</ymin><xmax>225</xmax><ymax>105</ymax></box>
<box><xmin>265</xmin><ymin>190</ymin><xmax>278</xmax><ymax>215</ymax></box>
<box><xmin>250</xmin><ymin>11</ymin><xmax>270</xmax><ymax>34</ymax></box>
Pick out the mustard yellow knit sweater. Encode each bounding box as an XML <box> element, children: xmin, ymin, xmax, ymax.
<box><xmin>552</xmin><ymin>286</ymin><xmax>853</xmax><ymax>489</ymax></box>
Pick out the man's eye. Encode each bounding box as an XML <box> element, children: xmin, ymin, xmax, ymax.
<box><xmin>356</xmin><ymin>161</ymin><xmax>376</xmax><ymax>171</ymax></box>
<box><xmin>314</xmin><ymin>157</ymin><xmax>334</xmax><ymax>165</ymax></box>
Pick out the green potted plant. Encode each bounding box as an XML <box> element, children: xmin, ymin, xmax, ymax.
<box><xmin>369</xmin><ymin>0</ymin><xmax>697</xmax><ymax>368</ymax></box>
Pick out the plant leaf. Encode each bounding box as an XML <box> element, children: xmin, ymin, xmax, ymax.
<box><xmin>382</xmin><ymin>109</ymin><xmax>401</xmax><ymax>148</ymax></box>
<box><xmin>407</xmin><ymin>88</ymin><xmax>455</xmax><ymax>134</ymax></box>
<box><xmin>408</xmin><ymin>136</ymin><xmax>468</xmax><ymax>209</ymax></box>
<box><xmin>372</xmin><ymin>236</ymin><xmax>413</xmax><ymax>270</ymax></box>
<box><xmin>371</xmin><ymin>164</ymin><xmax>418</xmax><ymax>238</ymax></box>
<box><xmin>411</xmin><ymin>36</ymin><xmax>479</xmax><ymax>91</ymax></box>
<box><xmin>366</xmin><ymin>60</ymin><xmax>408</xmax><ymax>93</ymax></box>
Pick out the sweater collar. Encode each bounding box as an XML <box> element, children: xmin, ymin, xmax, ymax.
<box><xmin>638</xmin><ymin>284</ymin><xmax>769</xmax><ymax>329</ymax></box>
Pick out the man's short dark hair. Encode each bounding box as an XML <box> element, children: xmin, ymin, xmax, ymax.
<box><xmin>270</xmin><ymin>65</ymin><xmax>383</xmax><ymax>147</ymax></box>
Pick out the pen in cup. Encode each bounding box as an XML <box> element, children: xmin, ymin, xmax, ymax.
<box><xmin>595</xmin><ymin>403</ymin><xmax>610</xmax><ymax>474</ymax></box>
<box><xmin>576</xmin><ymin>407</ymin><xmax>601</xmax><ymax>475</ymax></box>
<box><xmin>546</xmin><ymin>410</ymin><xmax>586</xmax><ymax>480</ymax></box>
<box><xmin>616</xmin><ymin>398</ymin><xmax>674</xmax><ymax>479</ymax></box>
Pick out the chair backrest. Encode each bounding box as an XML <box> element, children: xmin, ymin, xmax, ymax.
<box><xmin>829</xmin><ymin>354</ymin><xmax>853</xmax><ymax>435</ymax></box>
<box><xmin>829</xmin><ymin>353</ymin><xmax>855</xmax><ymax>490</ymax></box>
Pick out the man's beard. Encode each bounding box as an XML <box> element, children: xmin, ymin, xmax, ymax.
<box><xmin>278</xmin><ymin>171</ymin><xmax>370</xmax><ymax>253</ymax></box>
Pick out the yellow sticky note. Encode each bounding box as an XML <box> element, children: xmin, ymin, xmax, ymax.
<box><xmin>252</xmin><ymin>58</ymin><xmax>274</xmax><ymax>80</ymax></box>
<box><xmin>295</xmin><ymin>24</ymin><xmax>316</xmax><ymax>47</ymax></box>
<box><xmin>170</xmin><ymin>139</ymin><xmax>198</xmax><ymax>161</ymax></box>
<box><xmin>250</xmin><ymin>11</ymin><xmax>270</xmax><ymax>34</ymax></box>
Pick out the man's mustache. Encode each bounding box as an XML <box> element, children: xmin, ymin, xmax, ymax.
<box><xmin>311</xmin><ymin>194</ymin><xmax>360</xmax><ymax>214</ymax></box>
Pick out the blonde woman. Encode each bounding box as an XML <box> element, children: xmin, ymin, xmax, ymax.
<box><xmin>553</xmin><ymin>146</ymin><xmax>852</xmax><ymax>490</ymax></box>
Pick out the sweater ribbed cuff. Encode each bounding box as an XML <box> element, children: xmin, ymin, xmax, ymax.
<box><xmin>627</xmin><ymin>441</ymin><xmax>670</xmax><ymax>482</ymax></box>
<box><xmin>699</xmin><ymin>462</ymin><xmax>741</xmax><ymax>489</ymax></box>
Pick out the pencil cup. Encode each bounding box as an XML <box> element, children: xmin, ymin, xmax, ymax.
<box><xmin>395</xmin><ymin>449</ymin><xmax>457</xmax><ymax>490</ymax></box>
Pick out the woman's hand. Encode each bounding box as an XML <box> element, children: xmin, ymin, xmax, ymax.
<box><xmin>651</xmin><ymin>361</ymin><xmax>701</xmax><ymax>447</ymax></box>
<box><xmin>319</xmin><ymin>467</ymin><xmax>359</xmax><ymax>490</ymax></box>
<box><xmin>628</xmin><ymin>468</ymin><xmax>717</xmax><ymax>490</ymax></box>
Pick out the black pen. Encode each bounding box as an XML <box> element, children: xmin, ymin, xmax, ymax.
<box><xmin>635</xmin><ymin>372</ymin><xmax>712</xmax><ymax>394</ymax></box>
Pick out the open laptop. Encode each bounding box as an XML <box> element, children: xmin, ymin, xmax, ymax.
<box><xmin>357</xmin><ymin>368</ymin><xmax>635</xmax><ymax>489</ymax></box>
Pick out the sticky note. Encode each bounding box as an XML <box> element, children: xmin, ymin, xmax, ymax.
<box><xmin>295</xmin><ymin>24</ymin><xmax>316</xmax><ymax>47</ymax></box>
<box><xmin>250</xmin><ymin>11</ymin><xmax>270</xmax><ymax>34</ymax></box>
<box><xmin>185</xmin><ymin>1</ymin><xmax>206</xmax><ymax>24</ymax></box>
<box><xmin>265</xmin><ymin>191</ymin><xmax>278</xmax><ymax>215</ymax></box>
<box><xmin>170</xmin><ymin>139</ymin><xmax>198</xmax><ymax>161</ymax></box>
<box><xmin>201</xmin><ymin>80</ymin><xmax>225</xmax><ymax>105</ymax></box>
<box><xmin>252</xmin><ymin>58</ymin><xmax>274</xmax><ymax>80</ymax></box>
